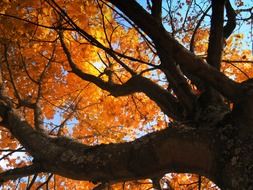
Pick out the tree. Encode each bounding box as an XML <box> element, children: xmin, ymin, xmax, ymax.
<box><xmin>0</xmin><ymin>0</ymin><xmax>253</xmax><ymax>189</ymax></box>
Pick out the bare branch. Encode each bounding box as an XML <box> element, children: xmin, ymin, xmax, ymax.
<box><xmin>2</xmin><ymin>44</ymin><xmax>22</xmax><ymax>103</ymax></box>
<box><xmin>26</xmin><ymin>174</ymin><xmax>38</xmax><ymax>190</ymax></box>
<box><xmin>59</xmin><ymin>30</ymin><xmax>183</xmax><ymax>119</ymax></box>
<box><xmin>224</xmin><ymin>0</ymin><xmax>237</xmax><ymax>39</ymax></box>
<box><xmin>0</xmin><ymin>149</ymin><xmax>26</xmax><ymax>152</ymax></box>
<box><xmin>0</xmin><ymin>164</ymin><xmax>43</xmax><ymax>184</ymax></box>
<box><xmin>108</xmin><ymin>0</ymin><xmax>243</xmax><ymax>103</ymax></box>
<box><xmin>46</xmin><ymin>0</ymin><xmax>136</xmax><ymax>75</ymax></box>
<box><xmin>100</xmin><ymin>0</ymin><xmax>156</xmax><ymax>50</ymax></box>
<box><xmin>109</xmin><ymin>0</ymin><xmax>196</xmax><ymax>115</ymax></box>
<box><xmin>35</xmin><ymin>173</ymin><xmax>53</xmax><ymax>189</ymax></box>
<box><xmin>0</xmin><ymin>101</ymin><xmax>220</xmax><ymax>186</ymax></box>
<box><xmin>33</xmin><ymin>46</ymin><xmax>56</xmax><ymax>132</ymax></box>
<box><xmin>190</xmin><ymin>5</ymin><xmax>211</xmax><ymax>53</ymax></box>
<box><xmin>206</xmin><ymin>0</ymin><xmax>225</xmax><ymax>70</ymax></box>
<box><xmin>174</xmin><ymin>47</ymin><xmax>243</xmax><ymax>102</ymax></box>
<box><xmin>151</xmin><ymin>0</ymin><xmax>162</xmax><ymax>23</ymax></box>
<box><xmin>158</xmin><ymin>51</ymin><xmax>196</xmax><ymax>116</ymax></box>
<box><xmin>223</xmin><ymin>61</ymin><xmax>250</xmax><ymax>79</ymax></box>
<box><xmin>0</xmin><ymin>13</ymin><xmax>72</xmax><ymax>31</ymax></box>
<box><xmin>0</xmin><ymin>147</ymin><xmax>24</xmax><ymax>162</ymax></box>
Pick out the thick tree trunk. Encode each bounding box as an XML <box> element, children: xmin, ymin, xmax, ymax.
<box><xmin>219</xmin><ymin>134</ymin><xmax>253</xmax><ymax>189</ymax></box>
<box><xmin>0</xmin><ymin>1</ymin><xmax>252</xmax><ymax>189</ymax></box>
<box><xmin>0</xmin><ymin>104</ymin><xmax>220</xmax><ymax>183</ymax></box>
<box><xmin>1</xmin><ymin>99</ymin><xmax>253</xmax><ymax>190</ymax></box>
<box><xmin>218</xmin><ymin>91</ymin><xmax>253</xmax><ymax>189</ymax></box>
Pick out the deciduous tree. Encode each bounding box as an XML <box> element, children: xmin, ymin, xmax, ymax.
<box><xmin>0</xmin><ymin>0</ymin><xmax>253</xmax><ymax>189</ymax></box>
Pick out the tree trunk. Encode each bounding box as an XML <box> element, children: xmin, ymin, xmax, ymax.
<box><xmin>0</xmin><ymin>1</ymin><xmax>252</xmax><ymax>189</ymax></box>
<box><xmin>218</xmin><ymin>91</ymin><xmax>253</xmax><ymax>189</ymax></box>
<box><xmin>1</xmin><ymin>99</ymin><xmax>253</xmax><ymax>189</ymax></box>
<box><xmin>219</xmin><ymin>134</ymin><xmax>253</xmax><ymax>189</ymax></box>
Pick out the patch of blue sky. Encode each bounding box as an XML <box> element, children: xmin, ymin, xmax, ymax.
<box><xmin>136</xmin><ymin>0</ymin><xmax>252</xmax><ymax>52</ymax></box>
<box><xmin>44</xmin><ymin>108</ymin><xmax>79</xmax><ymax>136</ymax></box>
<box><xmin>118</xmin><ymin>0</ymin><xmax>253</xmax><ymax>142</ymax></box>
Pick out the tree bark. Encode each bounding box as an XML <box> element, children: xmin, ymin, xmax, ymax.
<box><xmin>0</xmin><ymin>102</ymin><xmax>220</xmax><ymax>184</ymax></box>
<box><xmin>1</xmin><ymin>99</ymin><xmax>253</xmax><ymax>189</ymax></box>
<box><xmin>1</xmin><ymin>1</ymin><xmax>253</xmax><ymax>189</ymax></box>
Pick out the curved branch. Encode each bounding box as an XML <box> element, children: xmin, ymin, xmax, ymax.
<box><xmin>109</xmin><ymin>0</ymin><xmax>196</xmax><ymax>115</ymax></box>
<box><xmin>46</xmin><ymin>0</ymin><xmax>136</xmax><ymax>76</ymax></box>
<box><xmin>224</xmin><ymin>0</ymin><xmax>237</xmax><ymax>39</ymax></box>
<box><xmin>108</xmin><ymin>0</ymin><xmax>243</xmax><ymax>103</ymax></box>
<box><xmin>59</xmin><ymin>31</ymin><xmax>183</xmax><ymax>120</ymax></box>
<box><xmin>190</xmin><ymin>5</ymin><xmax>211</xmax><ymax>53</ymax></box>
<box><xmin>0</xmin><ymin>102</ymin><xmax>221</xmax><ymax>186</ymax></box>
<box><xmin>206</xmin><ymin>0</ymin><xmax>225</xmax><ymax>70</ymax></box>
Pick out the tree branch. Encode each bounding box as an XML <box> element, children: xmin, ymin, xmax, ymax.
<box><xmin>224</xmin><ymin>0</ymin><xmax>236</xmax><ymax>39</ymax></box>
<box><xmin>109</xmin><ymin>0</ymin><xmax>196</xmax><ymax>115</ymax></box>
<box><xmin>158</xmin><ymin>51</ymin><xmax>196</xmax><ymax>116</ymax></box>
<box><xmin>35</xmin><ymin>173</ymin><xmax>53</xmax><ymax>189</ymax></box>
<box><xmin>46</xmin><ymin>0</ymin><xmax>136</xmax><ymax>76</ymax></box>
<box><xmin>201</xmin><ymin>0</ymin><xmax>226</xmax><ymax>105</ymax></box>
<box><xmin>33</xmin><ymin>47</ymin><xmax>55</xmax><ymax>132</ymax></box>
<box><xmin>108</xmin><ymin>0</ymin><xmax>243</xmax><ymax>103</ymax></box>
<box><xmin>206</xmin><ymin>0</ymin><xmax>225</xmax><ymax>70</ymax></box>
<box><xmin>173</xmin><ymin>47</ymin><xmax>243</xmax><ymax>102</ymax></box>
<box><xmin>59</xmin><ymin>31</ymin><xmax>183</xmax><ymax>120</ymax></box>
<box><xmin>190</xmin><ymin>5</ymin><xmax>211</xmax><ymax>53</ymax></box>
<box><xmin>0</xmin><ymin>147</ymin><xmax>24</xmax><ymax>162</ymax></box>
<box><xmin>2</xmin><ymin>44</ymin><xmax>22</xmax><ymax>103</ymax></box>
<box><xmin>151</xmin><ymin>0</ymin><xmax>162</xmax><ymax>23</ymax></box>
<box><xmin>0</xmin><ymin>101</ymin><xmax>221</xmax><ymax>185</ymax></box>
<box><xmin>0</xmin><ymin>164</ymin><xmax>43</xmax><ymax>184</ymax></box>
<box><xmin>26</xmin><ymin>174</ymin><xmax>38</xmax><ymax>189</ymax></box>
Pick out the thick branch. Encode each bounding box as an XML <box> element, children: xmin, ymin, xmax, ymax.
<box><xmin>158</xmin><ymin>51</ymin><xmax>196</xmax><ymax>116</ymax></box>
<box><xmin>49</xmin><ymin>0</ymin><xmax>192</xmax><ymax>117</ymax></box>
<box><xmin>0</xmin><ymin>164</ymin><xmax>43</xmax><ymax>184</ymax></box>
<box><xmin>151</xmin><ymin>0</ymin><xmax>162</xmax><ymax>23</ymax></box>
<box><xmin>0</xmin><ymin>102</ymin><xmax>221</xmax><ymax>185</ymax></box>
<box><xmin>206</xmin><ymin>0</ymin><xmax>225</xmax><ymax>70</ymax></box>
<box><xmin>59</xmin><ymin>31</ymin><xmax>183</xmax><ymax>120</ymax></box>
<box><xmin>111</xmin><ymin>0</ymin><xmax>196</xmax><ymax>114</ymax></box>
<box><xmin>224</xmin><ymin>0</ymin><xmax>236</xmax><ymax>39</ymax></box>
<box><xmin>173</xmin><ymin>46</ymin><xmax>242</xmax><ymax>102</ymax></box>
<box><xmin>108</xmin><ymin>0</ymin><xmax>243</xmax><ymax>102</ymax></box>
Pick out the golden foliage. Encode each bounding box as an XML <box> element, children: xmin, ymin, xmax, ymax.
<box><xmin>0</xmin><ymin>0</ymin><xmax>252</xmax><ymax>189</ymax></box>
